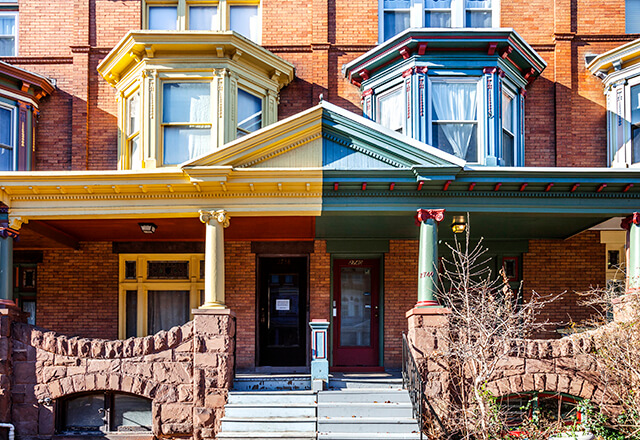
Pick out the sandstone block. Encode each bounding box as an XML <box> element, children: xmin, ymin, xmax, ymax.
<box><xmin>168</xmin><ymin>326</ymin><xmax>182</xmax><ymax>347</ymax></box>
<box><xmin>161</xmin><ymin>403</ymin><xmax>192</xmax><ymax>424</ymax></box>
<box><xmin>154</xmin><ymin>331</ymin><xmax>168</xmax><ymax>352</ymax></box>
<box><xmin>161</xmin><ymin>422</ymin><xmax>193</xmax><ymax>435</ymax></box>
<box><xmin>54</xmin><ymin>355</ymin><xmax>80</xmax><ymax>367</ymax></box>
<box><xmin>91</xmin><ymin>340</ymin><xmax>106</xmax><ymax>358</ymax></box>
<box><xmin>557</xmin><ymin>375</ymin><xmax>572</xmax><ymax>394</ymax></box>
<box><xmin>13</xmin><ymin>361</ymin><xmax>36</xmax><ymax>384</ymax></box>
<box><xmin>204</xmin><ymin>392</ymin><xmax>226</xmax><ymax>409</ymax></box>
<box><xmin>153</xmin><ymin>362</ymin><xmax>192</xmax><ymax>384</ymax></box>
<box><xmin>194</xmin><ymin>353</ymin><xmax>219</xmax><ymax>368</ymax></box>
<box><xmin>525</xmin><ymin>358</ymin><xmax>555</xmax><ymax>374</ymax></box>
<box><xmin>179</xmin><ymin>385</ymin><xmax>193</xmax><ymax>402</ymax></box>
<box><xmin>41</xmin><ymin>366</ymin><xmax>66</xmax><ymax>383</ymax></box>
<box><xmin>193</xmin><ymin>407</ymin><xmax>215</xmax><ymax>427</ymax></box>
<box><xmin>38</xmin><ymin>406</ymin><xmax>55</xmax><ymax>436</ymax></box>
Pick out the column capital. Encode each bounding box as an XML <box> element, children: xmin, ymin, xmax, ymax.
<box><xmin>415</xmin><ymin>208</ymin><xmax>445</xmax><ymax>225</ymax></box>
<box><xmin>199</xmin><ymin>209</ymin><xmax>230</xmax><ymax>228</ymax></box>
<box><xmin>621</xmin><ymin>212</ymin><xmax>640</xmax><ymax>231</ymax></box>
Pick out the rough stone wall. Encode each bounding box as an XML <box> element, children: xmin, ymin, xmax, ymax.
<box><xmin>3</xmin><ymin>308</ymin><xmax>235</xmax><ymax>440</ymax></box>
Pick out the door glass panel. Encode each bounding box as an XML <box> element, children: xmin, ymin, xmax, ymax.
<box><xmin>268</xmin><ymin>273</ymin><xmax>300</xmax><ymax>347</ymax></box>
<box><xmin>340</xmin><ymin>267</ymin><xmax>372</xmax><ymax>346</ymax></box>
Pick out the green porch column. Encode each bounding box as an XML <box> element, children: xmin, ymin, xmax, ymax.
<box><xmin>0</xmin><ymin>235</ymin><xmax>12</xmax><ymax>301</ymax></box>
<box><xmin>415</xmin><ymin>208</ymin><xmax>445</xmax><ymax>307</ymax></box>
<box><xmin>199</xmin><ymin>209</ymin><xmax>230</xmax><ymax>309</ymax></box>
<box><xmin>624</xmin><ymin>213</ymin><xmax>640</xmax><ymax>291</ymax></box>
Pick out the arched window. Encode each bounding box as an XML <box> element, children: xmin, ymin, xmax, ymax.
<box><xmin>58</xmin><ymin>392</ymin><xmax>152</xmax><ymax>434</ymax></box>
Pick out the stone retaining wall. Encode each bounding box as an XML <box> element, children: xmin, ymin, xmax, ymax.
<box><xmin>0</xmin><ymin>306</ymin><xmax>235</xmax><ymax>440</ymax></box>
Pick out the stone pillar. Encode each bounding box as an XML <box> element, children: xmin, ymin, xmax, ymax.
<box><xmin>309</xmin><ymin>320</ymin><xmax>329</xmax><ymax>392</ymax></box>
<box><xmin>415</xmin><ymin>209</ymin><xmax>445</xmax><ymax>308</ymax></box>
<box><xmin>199</xmin><ymin>210</ymin><xmax>230</xmax><ymax>309</ymax></box>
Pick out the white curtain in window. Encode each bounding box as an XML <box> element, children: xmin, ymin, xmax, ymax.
<box><xmin>0</xmin><ymin>16</ymin><xmax>15</xmax><ymax>56</ymax></box>
<box><xmin>230</xmin><ymin>5</ymin><xmax>259</xmax><ymax>42</ymax></box>
<box><xmin>378</xmin><ymin>88</ymin><xmax>404</xmax><ymax>132</ymax></box>
<box><xmin>432</xmin><ymin>81</ymin><xmax>477</xmax><ymax>159</ymax></box>
<box><xmin>189</xmin><ymin>6</ymin><xmax>218</xmax><ymax>30</ymax></box>
<box><xmin>148</xmin><ymin>290</ymin><xmax>189</xmax><ymax>335</ymax></box>
<box><xmin>149</xmin><ymin>6</ymin><xmax>177</xmax><ymax>30</ymax></box>
<box><xmin>425</xmin><ymin>0</ymin><xmax>452</xmax><ymax>8</ymax></box>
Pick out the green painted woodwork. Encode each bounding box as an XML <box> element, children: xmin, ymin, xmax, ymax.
<box><xmin>417</xmin><ymin>218</ymin><xmax>439</xmax><ymax>306</ymax></box>
<box><xmin>326</xmin><ymin>239</ymin><xmax>390</xmax><ymax>254</ymax></box>
<box><xmin>0</xmin><ymin>237</ymin><xmax>12</xmax><ymax>300</ymax></box>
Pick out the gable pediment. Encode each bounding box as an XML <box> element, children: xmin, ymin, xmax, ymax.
<box><xmin>182</xmin><ymin>102</ymin><xmax>465</xmax><ymax>171</ymax></box>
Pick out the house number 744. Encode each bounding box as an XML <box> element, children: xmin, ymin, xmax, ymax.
<box><xmin>419</xmin><ymin>271</ymin><xmax>434</xmax><ymax>278</ymax></box>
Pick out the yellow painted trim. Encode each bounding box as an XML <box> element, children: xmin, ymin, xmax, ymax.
<box><xmin>119</xmin><ymin>253</ymin><xmax>205</xmax><ymax>338</ymax></box>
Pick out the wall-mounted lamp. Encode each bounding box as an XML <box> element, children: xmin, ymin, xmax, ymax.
<box><xmin>138</xmin><ymin>222</ymin><xmax>157</xmax><ymax>234</ymax></box>
<box><xmin>451</xmin><ymin>215</ymin><xmax>467</xmax><ymax>234</ymax></box>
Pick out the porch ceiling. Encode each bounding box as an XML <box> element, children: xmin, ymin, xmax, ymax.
<box><xmin>315</xmin><ymin>213</ymin><xmax>614</xmax><ymax>241</ymax></box>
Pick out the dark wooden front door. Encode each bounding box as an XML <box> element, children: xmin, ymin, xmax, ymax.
<box><xmin>258</xmin><ymin>256</ymin><xmax>307</xmax><ymax>367</ymax></box>
<box><xmin>332</xmin><ymin>259</ymin><xmax>380</xmax><ymax>368</ymax></box>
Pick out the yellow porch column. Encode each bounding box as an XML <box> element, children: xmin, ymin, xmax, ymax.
<box><xmin>199</xmin><ymin>209</ymin><xmax>230</xmax><ymax>309</ymax></box>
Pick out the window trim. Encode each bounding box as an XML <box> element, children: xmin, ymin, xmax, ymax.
<box><xmin>501</xmin><ymin>85</ymin><xmax>518</xmax><ymax>166</ymax></box>
<box><xmin>427</xmin><ymin>75</ymin><xmax>483</xmax><ymax>164</ymax></box>
<box><xmin>0</xmin><ymin>10</ymin><xmax>18</xmax><ymax>57</ymax></box>
<box><xmin>125</xmin><ymin>89</ymin><xmax>142</xmax><ymax>170</ymax></box>
<box><xmin>375</xmin><ymin>83</ymin><xmax>406</xmax><ymax>134</ymax></box>
<box><xmin>0</xmin><ymin>101</ymin><xmax>16</xmax><ymax>171</ymax></box>
<box><xmin>378</xmin><ymin>0</ymin><xmax>500</xmax><ymax>43</ymax></box>
<box><xmin>236</xmin><ymin>86</ymin><xmax>264</xmax><ymax>137</ymax></box>
<box><xmin>118</xmin><ymin>254</ymin><xmax>205</xmax><ymax>339</ymax></box>
<box><xmin>607</xmin><ymin>73</ymin><xmax>640</xmax><ymax>168</ymax></box>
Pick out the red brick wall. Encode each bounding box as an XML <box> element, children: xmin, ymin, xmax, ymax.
<box><xmin>37</xmin><ymin>242</ymin><xmax>118</xmax><ymax>339</ymax></box>
<box><xmin>310</xmin><ymin>240</ymin><xmax>331</xmax><ymax>321</ymax></box>
<box><xmin>523</xmin><ymin>231</ymin><xmax>606</xmax><ymax>337</ymax></box>
<box><xmin>225</xmin><ymin>241</ymin><xmax>256</xmax><ymax>370</ymax></box>
<box><xmin>384</xmin><ymin>240</ymin><xmax>419</xmax><ymax>369</ymax></box>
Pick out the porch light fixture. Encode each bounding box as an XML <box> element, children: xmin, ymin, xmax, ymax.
<box><xmin>451</xmin><ymin>216</ymin><xmax>466</xmax><ymax>234</ymax></box>
<box><xmin>138</xmin><ymin>222</ymin><xmax>157</xmax><ymax>234</ymax></box>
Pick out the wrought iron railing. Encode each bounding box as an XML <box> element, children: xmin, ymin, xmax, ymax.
<box><xmin>402</xmin><ymin>332</ymin><xmax>447</xmax><ymax>439</ymax></box>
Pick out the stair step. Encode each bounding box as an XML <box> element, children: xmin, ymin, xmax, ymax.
<box><xmin>233</xmin><ymin>375</ymin><xmax>311</xmax><ymax>391</ymax></box>
<box><xmin>317</xmin><ymin>401</ymin><xmax>413</xmax><ymax>418</ymax></box>
<box><xmin>220</xmin><ymin>417</ymin><xmax>317</xmax><ymax>433</ymax></box>
<box><xmin>217</xmin><ymin>433</ymin><xmax>317</xmax><ymax>440</ymax></box>
<box><xmin>228</xmin><ymin>391</ymin><xmax>317</xmax><ymax>405</ymax></box>
<box><xmin>317</xmin><ymin>389</ymin><xmax>410</xmax><ymax>404</ymax></box>
<box><xmin>225</xmin><ymin>403</ymin><xmax>316</xmax><ymax>418</ymax></box>
<box><xmin>318</xmin><ymin>417</ymin><xmax>419</xmax><ymax>434</ymax></box>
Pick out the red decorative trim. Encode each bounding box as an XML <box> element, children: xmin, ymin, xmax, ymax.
<box><xmin>468</xmin><ymin>182</ymin><xmax>476</xmax><ymax>191</ymax></box>
<box><xmin>333</xmin><ymin>183</ymin><xmax>339</xmax><ymax>191</ymax></box>
<box><xmin>350</xmin><ymin>78</ymin><xmax>361</xmax><ymax>87</ymax></box>
<box><xmin>415</xmin><ymin>300</ymin><xmax>440</xmax><ymax>307</ymax></box>
<box><xmin>443</xmin><ymin>180</ymin><xmax>452</xmax><ymax>191</ymax></box>
<box><xmin>494</xmin><ymin>182</ymin><xmax>502</xmax><ymax>191</ymax></box>
<box><xmin>389</xmin><ymin>182</ymin><xmax>395</xmax><ymax>191</ymax></box>
<box><xmin>570</xmin><ymin>183</ymin><xmax>580</xmax><ymax>193</ymax></box>
<box><xmin>487</xmin><ymin>42</ymin><xmax>498</xmax><ymax>55</ymax></box>
<box><xmin>596</xmin><ymin>183</ymin><xmax>607</xmax><ymax>193</ymax></box>
<box><xmin>483</xmin><ymin>66</ymin><xmax>498</xmax><ymax>74</ymax></box>
<box><xmin>362</xmin><ymin>182</ymin><xmax>367</xmax><ymax>191</ymax></box>
<box><xmin>360</xmin><ymin>69</ymin><xmax>370</xmax><ymax>81</ymax></box>
<box><xmin>500</xmin><ymin>46</ymin><xmax>513</xmax><ymax>59</ymax></box>
<box><xmin>402</xmin><ymin>67</ymin><xmax>413</xmax><ymax>78</ymax></box>
<box><xmin>418</xmin><ymin>43</ymin><xmax>428</xmax><ymax>55</ymax></box>
<box><xmin>417</xmin><ymin>181</ymin><xmax>424</xmax><ymax>191</ymax></box>
<box><xmin>362</xmin><ymin>88</ymin><xmax>373</xmax><ymax>97</ymax></box>
<box><xmin>415</xmin><ymin>66</ymin><xmax>429</xmax><ymax>74</ymax></box>
<box><xmin>415</xmin><ymin>209</ymin><xmax>445</xmax><ymax>224</ymax></box>
<box><xmin>621</xmin><ymin>213</ymin><xmax>640</xmax><ymax>230</ymax></box>
<box><xmin>405</xmin><ymin>77</ymin><xmax>411</xmax><ymax>119</ymax></box>
<box><xmin>520</xmin><ymin>88</ymin><xmax>527</xmax><ymax>98</ymax></box>
<box><xmin>399</xmin><ymin>47</ymin><xmax>411</xmax><ymax>60</ymax></box>
<box><xmin>0</xmin><ymin>227</ymin><xmax>20</xmax><ymax>239</ymax></box>
<box><xmin>623</xmin><ymin>183</ymin><xmax>634</xmax><ymax>193</ymax></box>
<box><xmin>545</xmin><ymin>183</ymin><xmax>554</xmax><ymax>192</ymax></box>
<box><xmin>519</xmin><ymin>183</ymin><xmax>528</xmax><ymax>192</ymax></box>
<box><xmin>524</xmin><ymin>67</ymin><xmax>536</xmax><ymax>81</ymax></box>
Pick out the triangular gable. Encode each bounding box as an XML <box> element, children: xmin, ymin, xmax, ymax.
<box><xmin>182</xmin><ymin>101</ymin><xmax>465</xmax><ymax>170</ymax></box>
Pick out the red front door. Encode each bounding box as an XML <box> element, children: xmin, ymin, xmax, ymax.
<box><xmin>332</xmin><ymin>259</ymin><xmax>380</xmax><ymax>369</ymax></box>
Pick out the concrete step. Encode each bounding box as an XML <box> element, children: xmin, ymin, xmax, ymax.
<box><xmin>225</xmin><ymin>403</ymin><xmax>316</xmax><ymax>418</ymax></box>
<box><xmin>317</xmin><ymin>417</ymin><xmax>419</xmax><ymax>434</ymax></box>
<box><xmin>318</xmin><ymin>433</ymin><xmax>421</xmax><ymax>439</ymax></box>
<box><xmin>217</xmin><ymin>433</ymin><xmax>317</xmax><ymax>440</ymax></box>
<box><xmin>220</xmin><ymin>417</ymin><xmax>317</xmax><ymax>433</ymax></box>
<box><xmin>227</xmin><ymin>391</ymin><xmax>317</xmax><ymax>405</ymax></box>
<box><xmin>233</xmin><ymin>374</ymin><xmax>311</xmax><ymax>391</ymax></box>
<box><xmin>328</xmin><ymin>373</ymin><xmax>403</xmax><ymax>390</ymax></box>
<box><xmin>317</xmin><ymin>401</ymin><xmax>413</xmax><ymax>418</ymax></box>
<box><xmin>317</xmin><ymin>389</ymin><xmax>410</xmax><ymax>404</ymax></box>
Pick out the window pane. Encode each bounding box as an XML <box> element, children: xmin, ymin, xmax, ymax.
<box><xmin>125</xmin><ymin>290</ymin><xmax>137</xmax><ymax>339</ymax></box>
<box><xmin>124</xmin><ymin>261</ymin><xmax>137</xmax><ymax>279</ymax></box>
<box><xmin>0</xmin><ymin>146</ymin><xmax>11</xmax><ymax>171</ymax></box>
<box><xmin>237</xmin><ymin>89</ymin><xmax>262</xmax><ymax>136</ymax></box>
<box><xmin>130</xmin><ymin>135</ymin><xmax>142</xmax><ymax>169</ymax></box>
<box><xmin>631</xmin><ymin>85</ymin><xmax>640</xmax><ymax>125</ymax></box>
<box><xmin>149</xmin><ymin>6</ymin><xmax>177</xmax><ymax>30</ymax></box>
<box><xmin>383</xmin><ymin>11</ymin><xmax>410</xmax><ymax>41</ymax></box>
<box><xmin>425</xmin><ymin>11</ymin><xmax>451</xmax><ymax>27</ymax></box>
<box><xmin>229</xmin><ymin>5</ymin><xmax>259</xmax><ymax>42</ymax></box>
<box><xmin>189</xmin><ymin>6</ymin><xmax>218</xmax><ymax>30</ymax></box>
<box><xmin>431</xmin><ymin>81</ymin><xmax>478</xmax><ymax>160</ymax></box>
<box><xmin>147</xmin><ymin>290</ymin><xmax>190</xmax><ymax>334</ymax></box>
<box><xmin>627</xmin><ymin>0</ymin><xmax>640</xmax><ymax>33</ymax></box>
<box><xmin>163</xmin><ymin>125</ymin><xmax>210</xmax><ymax>164</ymax></box>
<box><xmin>163</xmin><ymin>83</ymin><xmax>211</xmax><ymax>123</ymax></box>
<box><xmin>22</xmin><ymin>300</ymin><xmax>36</xmax><ymax>326</ymax></box>
<box><xmin>377</xmin><ymin>87</ymin><xmax>404</xmax><ymax>133</ymax></box>
<box><xmin>340</xmin><ymin>267</ymin><xmax>372</xmax><ymax>347</ymax></box>
<box><xmin>0</xmin><ymin>16</ymin><xmax>15</xmax><ymax>35</ymax></box>
<box><xmin>502</xmin><ymin>92</ymin><xmax>513</xmax><ymax>131</ymax></box>
<box><xmin>503</xmin><ymin>131</ymin><xmax>514</xmax><ymax>166</ymax></box>
<box><xmin>127</xmin><ymin>93</ymin><xmax>140</xmax><ymax>136</ymax></box>
<box><xmin>465</xmin><ymin>0</ymin><xmax>491</xmax><ymax>7</ymax></box>
<box><xmin>64</xmin><ymin>394</ymin><xmax>105</xmax><ymax>431</ymax></box>
<box><xmin>113</xmin><ymin>395</ymin><xmax>152</xmax><ymax>431</ymax></box>
<box><xmin>147</xmin><ymin>261</ymin><xmax>189</xmax><ymax>279</ymax></box>
<box><xmin>0</xmin><ymin>106</ymin><xmax>12</xmax><ymax>146</ymax></box>
<box><xmin>466</xmin><ymin>10</ymin><xmax>492</xmax><ymax>27</ymax></box>
<box><xmin>425</xmin><ymin>0</ymin><xmax>451</xmax><ymax>7</ymax></box>
<box><xmin>632</xmin><ymin>125</ymin><xmax>640</xmax><ymax>164</ymax></box>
